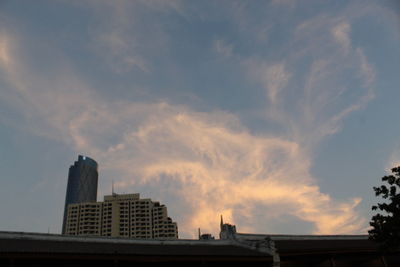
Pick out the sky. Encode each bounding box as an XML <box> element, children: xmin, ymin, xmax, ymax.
<box><xmin>0</xmin><ymin>0</ymin><xmax>399</xmax><ymax>238</ymax></box>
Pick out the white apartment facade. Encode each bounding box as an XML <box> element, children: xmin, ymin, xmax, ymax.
<box><xmin>65</xmin><ymin>193</ymin><xmax>178</xmax><ymax>239</ymax></box>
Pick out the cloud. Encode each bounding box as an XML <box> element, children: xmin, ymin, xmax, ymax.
<box><xmin>263</xmin><ymin>63</ymin><xmax>290</xmax><ymax>105</ymax></box>
<box><xmin>239</xmin><ymin>10</ymin><xmax>376</xmax><ymax>152</ymax></box>
<box><xmin>127</xmin><ymin>112</ymin><xmax>364</xmax><ymax>234</ymax></box>
<box><xmin>94</xmin><ymin>30</ymin><xmax>149</xmax><ymax>73</ymax></box>
<box><xmin>46</xmin><ymin>95</ymin><xmax>364</xmax><ymax>236</ymax></box>
<box><xmin>214</xmin><ymin>39</ymin><xmax>234</xmax><ymax>58</ymax></box>
<box><xmin>0</xmin><ymin>1</ymin><xmax>382</xmax><ymax>238</ymax></box>
<box><xmin>331</xmin><ymin>21</ymin><xmax>351</xmax><ymax>54</ymax></box>
<box><xmin>357</xmin><ymin>48</ymin><xmax>375</xmax><ymax>88</ymax></box>
<box><xmin>0</xmin><ymin>34</ymin><xmax>11</xmax><ymax>67</ymax></box>
<box><xmin>85</xmin><ymin>0</ymin><xmax>183</xmax><ymax>73</ymax></box>
<box><xmin>0</xmin><ymin>50</ymin><xmax>367</xmax><ymax>236</ymax></box>
<box><xmin>88</xmin><ymin>0</ymin><xmax>149</xmax><ymax>73</ymax></box>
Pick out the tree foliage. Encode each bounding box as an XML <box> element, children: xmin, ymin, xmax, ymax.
<box><xmin>369</xmin><ymin>166</ymin><xmax>400</xmax><ymax>250</ymax></box>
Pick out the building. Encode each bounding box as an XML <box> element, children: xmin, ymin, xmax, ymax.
<box><xmin>62</xmin><ymin>155</ymin><xmax>99</xmax><ymax>234</ymax></box>
<box><xmin>218</xmin><ymin>219</ymin><xmax>400</xmax><ymax>266</ymax></box>
<box><xmin>1</xmin><ymin>230</ymin><xmax>399</xmax><ymax>267</ymax></box>
<box><xmin>0</xmin><ymin>231</ymin><xmax>273</xmax><ymax>267</ymax></box>
<box><xmin>65</xmin><ymin>193</ymin><xmax>178</xmax><ymax>239</ymax></box>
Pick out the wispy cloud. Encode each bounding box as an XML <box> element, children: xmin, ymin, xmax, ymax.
<box><xmin>331</xmin><ymin>21</ymin><xmax>351</xmax><ymax>54</ymax></box>
<box><xmin>214</xmin><ymin>39</ymin><xmax>234</xmax><ymax>58</ymax></box>
<box><xmin>240</xmin><ymin>9</ymin><xmax>376</xmax><ymax>152</ymax></box>
<box><xmin>0</xmin><ymin>1</ymin><xmax>384</xmax><ymax>238</ymax></box>
<box><xmin>263</xmin><ymin>63</ymin><xmax>290</xmax><ymax>106</ymax></box>
<box><xmin>0</xmin><ymin>42</ymin><xmax>366</xmax><ymax>236</ymax></box>
<box><xmin>124</xmin><ymin>112</ymin><xmax>364</xmax><ymax>235</ymax></box>
<box><xmin>0</xmin><ymin>33</ymin><xmax>11</xmax><ymax>68</ymax></box>
<box><xmin>85</xmin><ymin>0</ymin><xmax>183</xmax><ymax>73</ymax></box>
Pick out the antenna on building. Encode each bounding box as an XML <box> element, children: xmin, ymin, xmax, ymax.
<box><xmin>198</xmin><ymin>228</ymin><xmax>201</xmax><ymax>239</ymax></box>
<box><xmin>112</xmin><ymin>180</ymin><xmax>115</xmax><ymax>196</ymax></box>
<box><xmin>220</xmin><ymin>214</ymin><xmax>224</xmax><ymax>227</ymax></box>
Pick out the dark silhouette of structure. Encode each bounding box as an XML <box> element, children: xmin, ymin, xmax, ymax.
<box><xmin>218</xmin><ymin>220</ymin><xmax>400</xmax><ymax>267</ymax></box>
<box><xmin>62</xmin><ymin>155</ymin><xmax>98</xmax><ymax>234</ymax></box>
<box><xmin>1</xmin><ymin>230</ymin><xmax>399</xmax><ymax>267</ymax></box>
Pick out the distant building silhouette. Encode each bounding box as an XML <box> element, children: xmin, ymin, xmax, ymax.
<box><xmin>198</xmin><ymin>228</ymin><xmax>215</xmax><ymax>240</ymax></box>
<box><xmin>62</xmin><ymin>155</ymin><xmax>98</xmax><ymax>234</ymax></box>
<box><xmin>65</xmin><ymin>193</ymin><xmax>178</xmax><ymax>239</ymax></box>
<box><xmin>219</xmin><ymin>215</ymin><xmax>237</xmax><ymax>240</ymax></box>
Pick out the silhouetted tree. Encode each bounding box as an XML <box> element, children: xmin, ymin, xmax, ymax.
<box><xmin>369</xmin><ymin>166</ymin><xmax>400</xmax><ymax>250</ymax></box>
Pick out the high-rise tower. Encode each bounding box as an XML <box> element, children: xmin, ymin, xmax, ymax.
<box><xmin>62</xmin><ymin>155</ymin><xmax>98</xmax><ymax>234</ymax></box>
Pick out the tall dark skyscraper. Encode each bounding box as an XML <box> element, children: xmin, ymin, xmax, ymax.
<box><xmin>62</xmin><ymin>155</ymin><xmax>98</xmax><ymax>234</ymax></box>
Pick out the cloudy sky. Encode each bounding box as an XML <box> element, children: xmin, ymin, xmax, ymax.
<box><xmin>0</xmin><ymin>0</ymin><xmax>399</xmax><ymax>238</ymax></box>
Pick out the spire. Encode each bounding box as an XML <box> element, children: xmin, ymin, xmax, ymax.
<box><xmin>112</xmin><ymin>180</ymin><xmax>117</xmax><ymax>196</ymax></box>
<box><xmin>220</xmin><ymin>214</ymin><xmax>224</xmax><ymax>228</ymax></box>
<box><xmin>198</xmin><ymin>228</ymin><xmax>201</xmax><ymax>239</ymax></box>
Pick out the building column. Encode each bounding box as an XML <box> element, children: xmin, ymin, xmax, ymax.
<box><xmin>272</xmin><ymin>253</ymin><xmax>280</xmax><ymax>267</ymax></box>
<box><xmin>380</xmin><ymin>255</ymin><xmax>388</xmax><ymax>267</ymax></box>
<box><xmin>330</xmin><ymin>257</ymin><xmax>336</xmax><ymax>267</ymax></box>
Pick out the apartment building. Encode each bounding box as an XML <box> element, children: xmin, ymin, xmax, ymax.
<box><xmin>65</xmin><ymin>193</ymin><xmax>178</xmax><ymax>239</ymax></box>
